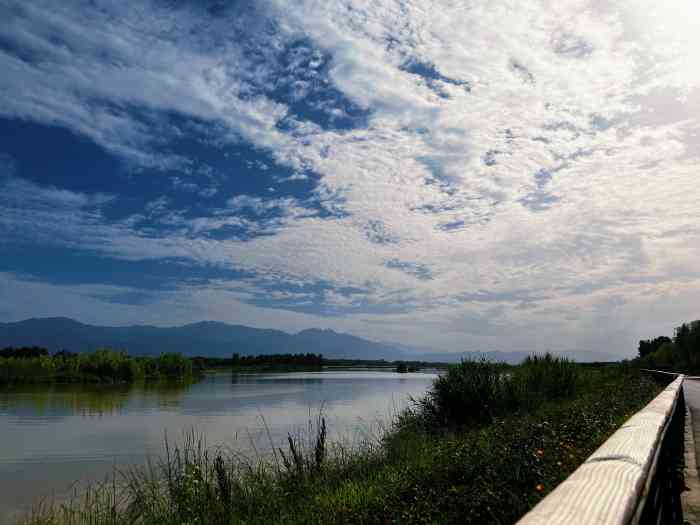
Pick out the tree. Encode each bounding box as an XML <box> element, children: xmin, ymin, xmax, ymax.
<box><xmin>675</xmin><ymin>321</ymin><xmax>700</xmax><ymax>369</ymax></box>
<box><xmin>0</xmin><ymin>346</ymin><xmax>49</xmax><ymax>359</ymax></box>
<box><xmin>638</xmin><ymin>336</ymin><xmax>672</xmax><ymax>358</ymax></box>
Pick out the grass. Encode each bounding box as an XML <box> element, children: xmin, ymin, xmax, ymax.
<box><xmin>408</xmin><ymin>354</ymin><xmax>581</xmax><ymax>429</ymax></box>
<box><xmin>0</xmin><ymin>350</ymin><xmax>198</xmax><ymax>384</ymax></box>
<box><xmin>19</xmin><ymin>357</ymin><xmax>663</xmax><ymax>525</ymax></box>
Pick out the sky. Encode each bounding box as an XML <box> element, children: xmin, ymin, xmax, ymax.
<box><xmin>1</xmin><ymin>0</ymin><xmax>699</xmax><ymax>357</ymax></box>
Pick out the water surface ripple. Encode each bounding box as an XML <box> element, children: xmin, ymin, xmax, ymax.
<box><xmin>0</xmin><ymin>370</ymin><xmax>435</xmax><ymax>521</ymax></box>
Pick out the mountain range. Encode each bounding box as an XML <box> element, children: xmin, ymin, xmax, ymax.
<box><xmin>0</xmin><ymin>317</ymin><xmax>620</xmax><ymax>363</ymax></box>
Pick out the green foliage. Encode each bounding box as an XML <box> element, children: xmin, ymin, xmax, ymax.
<box><xmin>279</xmin><ymin>416</ymin><xmax>328</xmax><ymax>477</ymax></box>
<box><xmin>637</xmin><ymin>319</ymin><xmax>700</xmax><ymax>372</ymax></box>
<box><xmin>395</xmin><ymin>362</ymin><xmax>420</xmax><ymax>373</ymax></box>
<box><xmin>638</xmin><ymin>336</ymin><xmax>672</xmax><ymax>358</ymax></box>
<box><xmin>418</xmin><ymin>358</ymin><xmax>510</xmax><ymax>428</ymax></box>
<box><xmin>0</xmin><ymin>349</ymin><xmax>196</xmax><ymax>384</ymax></box>
<box><xmin>20</xmin><ymin>367</ymin><xmax>661</xmax><ymax>525</ymax></box>
<box><xmin>155</xmin><ymin>353</ymin><xmax>194</xmax><ymax>378</ymax></box>
<box><xmin>326</xmin><ymin>358</ymin><xmax>449</xmax><ymax>369</ymax></box>
<box><xmin>411</xmin><ymin>353</ymin><xmax>579</xmax><ymax>430</ymax></box>
<box><xmin>514</xmin><ymin>353</ymin><xmax>578</xmax><ymax>406</ymax></box>
<box><xmin>232</xmin><ymin>353</ymin><xmax>324</xmax><ymax>369</ymax></box>
<box><xmin>0</xmin><ymin>346</ymin><xmax>49</xmax><ymax>359</ymax></box>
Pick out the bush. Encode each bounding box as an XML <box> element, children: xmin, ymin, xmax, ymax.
<box><xmin>156</xmin><ymin>353</ymin><xmax>193</xmax><ymax>378</ymax></box>
<box><xmin>413</xmin><ymin>359</ymin><xmax>511</xmax><ymax>429</ymax></box>
<box><xmin>0</xmin><ymin>346</ymin><xmax>49</xmax><ymax>359</ymax></box>
<box><xmin>409</xmin><ymin>354</ymin><xmax>578</xmax><ymax>430</ymax></box>
<box><xmin>513</xmin><ymin>354</ymin><xmax>578</xmax><ymax>407</ymax></box>
<box><xmin>0</xmin><ymin>349</ymin><xmax>195</xmax><ymax>384</ymax></box>
<box><xmin>635</xmin><ymin>319</ymin><xmax>700</xmax><ymax>372</ymax></box>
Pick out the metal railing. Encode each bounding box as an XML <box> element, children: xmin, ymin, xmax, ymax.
<box><xmin>517</xmin><ymin>374</ymin><xmax>686</xmax><ymax>525</ymax></box>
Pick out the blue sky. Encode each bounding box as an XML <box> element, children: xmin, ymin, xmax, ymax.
<box><xmin>1</xmin><ymin>0</ymin><xmax>699</xmax><ymax>357</ymax></box>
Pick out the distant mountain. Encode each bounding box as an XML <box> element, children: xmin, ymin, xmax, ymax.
<box><xmin>0</xmin><ymin>317</ymin><xmax>408</xmax><ymax>360</ymax></box>
<box><xmin>0</xmin><ymin>317</ymin><xmax>621</xmax><ymax>363</ymax></box>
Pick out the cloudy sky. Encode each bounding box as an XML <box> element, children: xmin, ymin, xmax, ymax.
<box><xmin>1</xmin><ymin>0</ymin><xmax>699</xmax><ymax>357</ymax></box>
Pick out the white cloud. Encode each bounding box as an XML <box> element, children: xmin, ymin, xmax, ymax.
<box><xmin>1</xmin><ymin>0</ymin><xmax>700</xmax><ymax>355</ymax></box>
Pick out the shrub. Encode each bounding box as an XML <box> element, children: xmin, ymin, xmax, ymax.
<box><xmin>512</xmin><ymin>354</ymin><xmax>578</xmax><ymax>407</ymax></box>
<box><xmin>414</xmin><ymin>359</ymin><xmax>512</xmax><ymax>428</ymax></box>
<box><xmin>0</xmin><ymin>349</ymin><xmax>195</xmax><ymax>384</ymax></box>
<box><xmin>408</xmin><ymin>354</ymin><xmax>579</xmax><ymax>430</ymax></box>
<box><xmin>0</xmin><ymin>346</ymin><xmax>49</xmax><ymax>359</ymax></box>
<box><xmin>156</xmin><ymin>353</ymin><xmax>193</xmax><ymax>378</ymax></box>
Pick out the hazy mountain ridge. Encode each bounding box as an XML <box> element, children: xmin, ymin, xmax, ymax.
<box><xmin>0</xmin><ymin>318</ymin><xmax>619</xmax><ymax>363</ymax></box>
<box><xmin>0</xmin><ymin>317</ymin><xmax>408</xmax><ymax>361</ymax></box>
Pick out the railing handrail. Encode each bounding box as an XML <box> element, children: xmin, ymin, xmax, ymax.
<box><xmin>517</xmin><ymin>375</ymin><xmax>685</xmax><ymax>525</ymax></box>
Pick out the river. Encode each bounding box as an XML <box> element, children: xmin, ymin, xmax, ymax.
<box><xmin>0</xmin><ymin>369</ymin><xmax>436</xmax><ymax>522</ymax></box>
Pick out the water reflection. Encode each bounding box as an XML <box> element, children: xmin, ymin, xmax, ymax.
<box><xmin>0</xmin><ymin>370</ymin><xmax>435</xmax><ymax>522</ymax></box>
<box><xmin>0</xmin><ymin>381</ymin><xmax>193</xmax><ymax>417</ymax></box>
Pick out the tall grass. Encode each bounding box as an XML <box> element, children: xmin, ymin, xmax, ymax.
<box><xmin>408</xmin><ymin>353</ymin><xmax>579</xmax><ymax>430</ymax></box>
<box><xmin>0</xmin><ymin>350</ymin><xmax>196</xmax><ymax>384</ymax></box>
<box><xmin>514</xmin><ymin>353</ymin><xmax>579</xmax><ymax>406</ymax></box>
<box><xmin>18</xmin><ymin>359</ymin><xmax>662</xmax><ymax>525</ymax></box>
<box><xmin>22</xmin><ymin>418</ymin><xmax>341</xmax><ymax>525</ymax></box>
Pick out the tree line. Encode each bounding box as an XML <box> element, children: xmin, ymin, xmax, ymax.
<box><xmin>0</xmin><ymin>346</ymin><xmax>51</xmax><ymax>359</ymax></box>
<box><xmin>637</xmin><ymin>320</ymin><xmax>700</xmax><ymax>371</ymax></box>
<box><xmin>0</xmin><ymin>348</ymin><xmax>197</xmax><ymax>384</ymax></box>
<box><xmin>231</xmin><ymin>353</ymin><xmax>324</xmax><ymax>367</ymax></box>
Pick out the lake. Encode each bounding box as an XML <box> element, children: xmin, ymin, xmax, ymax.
<box><xmin>0</xmin><ymin>369</ymin><xmax>436</xmax><ymax>522</ymax></box>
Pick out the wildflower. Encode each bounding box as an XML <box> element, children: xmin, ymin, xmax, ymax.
<box><xmin>536</xmin><ymin>484</ymin><xmax>544</xmax><ymax>492</ymax></box>
<box><xmin>536</xmin><ymin>449</ymin><xmax>544</xmax><ymax>456</ymax></box>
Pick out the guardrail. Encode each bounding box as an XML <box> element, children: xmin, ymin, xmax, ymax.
<box><xmin>517</xmin><ymin>374</ymin><xmax>685</xmax><ymax>525</ymax></box>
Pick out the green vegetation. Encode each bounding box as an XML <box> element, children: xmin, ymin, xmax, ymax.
<box><xmin>191</xmin><ymin>353</ymin><xmax>325</xmax><ymax>373</ymax></box>
<box><xmin>395</xmin><ymin>362</ymin><xmax>419</xmax><ymax>373</ymax></box>
<box><xmin>1</xmin><ymin>346</ymin><xmax>51</xmax><ymax>359</ymax></box>
<box><xmin>193</xmin><ymin>354</ymin><xmax>447</xmax><ymax>373</ymax></box>
<box><xmin>327</xmin><ymin>358</ymin><xmax>449</xmax><ymax>370</ymax></box>
<box><xmin>20</xmin><ymin>354</ymin><xmax>663</xmax><ymax>525</ymax></box>
<box><xmin>407</xmin><ymin>354</ymin><xmax>577</xmax><ymax>429</ymax></box>
<box><xmin>637</xmin><ymin>319</ymin><xmax>700</xmax><ymax>371</ymax></box>
<box><xmin>0</xmin><ymin>349</ymin><xmax>197</xmax><ymax>384</ymax></box>
<box><xmin>232</xmin><ymin>352</ymin><xmax>324</xmax><ymax>371</ymax></box>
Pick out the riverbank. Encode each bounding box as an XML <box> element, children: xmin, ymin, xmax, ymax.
<box><xmin>19</xmin><ymin>357</ymin><xmax>664</xmax><ymax>524</ymax></box>
<box><xmin>0</xmin><ymin>349</ymin><xmax>197</xmax><ymax>384</ymax></box>
<box><xmin>194</xmin><ymin>354</ymin><xmax>451</xmax><ymax>374</ymax></box>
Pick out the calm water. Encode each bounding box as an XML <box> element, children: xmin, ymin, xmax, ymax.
<box><xmin>0</xmin><ymin>370</ymin><xmax>436</xmax><ymax>522</ymax></box>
